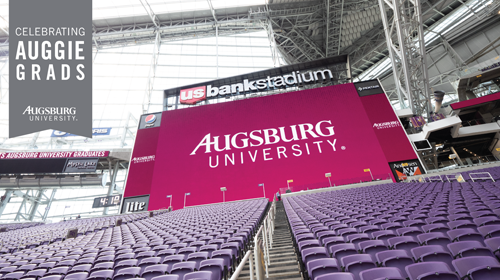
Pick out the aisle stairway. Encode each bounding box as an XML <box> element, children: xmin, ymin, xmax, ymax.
<box><xmin>237</xmin><ymin>201</ymin><xmax>303</xmax><ymax>280</ymax></box>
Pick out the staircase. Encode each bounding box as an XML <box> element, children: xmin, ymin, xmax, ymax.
<box><xmin>237</xmin><ymin>201</ymin><xmax>302</xmax><ymax>280</ymax></box>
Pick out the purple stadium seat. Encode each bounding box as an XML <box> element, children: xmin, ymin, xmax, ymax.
<box><xmin>39</xmin><ymin>276</ymin><xmax>63</xmax><ymax>280</ymax></box>
<box><xmin>150</xmin><ymin>276</ymin><xmax>178</xmax><ymax>280</ymax></box>
<box><xmin>44</xmin><ymin>267</ymin><xmax>70</xmax><ymax>277</ymax></box>
<box><xmin>375</xmin><ymin>250</ymin><xmax>413</xmax><ymax>279</ymax></box>
<box><xmin>358</xmin><ymin>240</ymin><xmax>387</xmax><ymax>260</ymax></box>
<box><xmin>387</xmin><ymin>236</ymin><xmax>419</xmax><ymax>252</ymax></box>
<box><xmin>447</xmin><ymin>228</ymin><xmax>484</xmax><ymax>244</ymax></box>
<box><xmin>199</xmin><ymin>259</ymin><xmax>224</xmax><ymax>280</ymax></box>
<box><xmin>87</xmin><ymin>270</ymin><xmax>114</xmax><ymax>280</ymax></box>
<box><xmin>411</xmin><ymin>245</ymin><xmax>453</xmax><ymax>269</ymax></box>
<box><xmin>371</xmin><ymin>230</ymin><xmax>397</xmax><ymax>242</ymax></box>
<box><xmin>186</xmin><ymin>252</ymin><xmax>209</xmax><ymax>271</ymax></box>
<box><xmin>140</xmin><ymin>264</ymin><xmax>169</xmax><ymax>280</ymax></box>
<box><xmin>136</xmin><ymin>252</ymin><xmax>155</xmax><ymax>263</ymax></box>
<box><xmin>306</xmin><ymin>258</ymin><xmax>339</xmax><ymax>280</ymax></box>
<box><xmin>138</xmin><ymin>257</ymin><xmax>160</xmax><ymax>274</ymax></box>
<box><xmin>359</xmin><ymin>267</ymin><xmax>405</xmax><ymax>280</ymax></box>
<box><xmin>329</xmin><ymin>243</ymin><xmax>357</xmax><ymax>264</ymax></box>
<box><xmin>63</xmin><ymin>272</ymin><xmax>88</xmax><ymax>280</ymax></box>
<box><xmin>405</xmin><ymin>262</ymin><xmax>458</xmax><ymax>280</ymax></box>
<box><xmin>199</xmin><ymin>245</ymin><xmax>218</xmax><ymax>258</ymax></box>
<box><xmin>211</xmin><ymin>250</ymin><xmax>233</xmax><ymax>272</ymax></box>
<box><xmin>452</xmin><ymin>256</ymin><xmax>500</xmax><ymax>280</ymax></box>
<box><xmin>15</xmin><ymin>264</ymin><xmax>37</xmax><ymax>273</ymax></box>
<box><xmin>177</xmin><ymin>248</ymin><xmax>196</xmax><ymax>256</ymax></box>
<box><xmin>112</xmin><ymin>267</ymin><xmax>141</xmax><ymax>280</ymax></box>
<box><xmin>417</xmin><ymin>232</ymin><xmax>451</xmax><ymax>248</ymax></box>
<box><xmin>162</xmin><ymin>255</ymin><xmax>185</xmax><ymax>273</ymax></box>
<box><xmin>315</xmin><ymin>272</ymin><xmax>355</xmax><ymax>280</ymax></box>
<box><xmin>3</xmin><ymin>271</ymin><xmax>26</xmax><ymax>280</ymax></box>
<box><xmin>183</xmin><ymin>271</ymin><xmax>211</xmax><ymax>280</ymax></box>
<box><xmin>478</xmin><ymin>225</ymin><xmax>500</xmax><ymax>239</ymax></box>
<box><xmin>114</xmin><ymin>260</ymin><xmax>138</xmax><ymax>273</ymax></box>
<box><xmin>397</xmin><ymin>227</ymin><xmax>424</xmax><ymax>238</ymax></box>
<box><xmin>88</xmin><ymin>262</ymin><xmax>113</xmax><ymax>274</ymax></box>
<box><xmin>67</xmin><ymin>264</ymin><xmax>92</xmax><ymax>275</ymax></box>
<box><xmin>484</xmin><ymin>236</ymin><xmax>500</xmax><ymax>258</ymax></box>
<box><xmin>323</xmin><ymin>237</ymin><xmax>345</xmax><ymax>253</ymax></box>
<box><xmin>169</xmin><ymin>262</ymin><xmax>195</xmax><ymax>280</ymax></box>
<box><xmin>21</xmin><ymin>269</ymin><xmax>46</xmax><ymax>280</ymax></box>
<box><xmin>38</xmin><ymin>263</ymin><xmax>56</xmax><ymax>271</ymax></box>
<box><xmin>447</xmin><ymin>241</ymin><xmax>494</xmax><ymax>258</ymax></box>
<box><xmin>341</xmin><ymin>254</ymin><xmax>376</xmax><ymax>280</ymax></box>
<box><xmin>474</xmin><ymin>216</ymin><xmax>500</xmax><ymax>227</ymax></box>
<box><xmin>299</xmin><ymin>240</ymin><xmax>321</xmax><ymax>252</ymax></box>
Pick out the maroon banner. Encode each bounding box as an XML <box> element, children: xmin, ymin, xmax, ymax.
<box><xmin>0</xmin><ymin>151</ymin><xmax>109</xmax><ymax>159</ymax></box>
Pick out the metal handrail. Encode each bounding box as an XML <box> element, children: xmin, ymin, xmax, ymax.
<box><xmin>428</xmin><ymin>175</ymin><xmax>443</xmax><ymax>182</ymax></box>
<box><xmin>470</xmin><ymin>172</ymin><xmax>495</xmax><ymax>182</ymax></box>
<box><xmin>230</xmin><ymin>250</ymin><xmax>254</xmax><ymax>280</ymax></box>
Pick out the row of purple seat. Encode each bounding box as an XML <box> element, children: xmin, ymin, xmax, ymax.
<box><xmin>0</xmin><ymin>199</ymin><xmax>269</xmax><ymax>280</ymax></box>
<box><xmin>283</xmin><ymin>177</ymin><xmax>500</xmax><ymax>280</ymax></box>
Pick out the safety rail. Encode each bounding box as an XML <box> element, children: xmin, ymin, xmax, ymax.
<box><xmin>230</xmin><ymin>250</ymin><xmax>254</xmax><ymax>280</ymax></box>
<box><xmin>470</xmin><ymin>172</ymin><xmax>495</xmax><ymax>182</ymax></box>
<box><xmin>230</xmin><ymin>200</ymin><xmax>275</xmax><ymax>280</ymax></box>
<box><xmin>427</xmin><ymin>175</ymin><xmax>444</xmax><ymax>182</ymax></box>
<box><xmin>444</xmin><ymin>174</ymin><xmax>466</xmax><ymax>182</ymax></box>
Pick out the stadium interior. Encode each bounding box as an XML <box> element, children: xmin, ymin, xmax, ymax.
<box><xmin>0</xmin><ymin>0</ymin><xmax>500</xmax><ymax>279</ymax></box>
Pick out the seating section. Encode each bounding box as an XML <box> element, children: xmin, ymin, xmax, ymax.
<box><xmin>0</xmin><ymin>214</ymin><xmax>148</xmax><ymax>253</ymax></box>
<box><xmin>284</xmin><ymin>178</ymin><xmax>500</xmax><ymax>280</ymax></box>
<box><xmin>0</xmin><ymin>199</ymin><xmax>267</xmax><ymax>280</ymax></box>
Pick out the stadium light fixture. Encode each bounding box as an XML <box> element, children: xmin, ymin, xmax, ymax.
<box><xmin>220</xmin><ymin>187</ymin><xmax>227</xmax><ymax>203</ymax></box>
<box><xmin>166</xmin><ymin>195</ymin><xmax>172</xmax><ymax>208</ymax></box>
<box><xmin>325</xmin><ymin>173</ymin><xmax>332</xmax><ymax>187</ymax></box>
<box><xmin>184</xmin><ymin>192</ymin><xmax>190</xmax><ymax>208</ymax></box>
<box><xmin>258</xmin><ymin>183</ymin><xmax>266</xmax><ymax>198</ymax></box>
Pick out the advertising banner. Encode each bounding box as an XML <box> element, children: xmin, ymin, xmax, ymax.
<box><xmin>0</xmin><ymin>151</ymin><xmax>108</xmax><ymax>159</ymax></box>
<box><xmin>9</xmin><ymin>0</ymin><xmax>92</xmax><ymax>138</ymax></box>
<box><xmin>121</xmin><ymin>195</ymin><xmax>150</xmax><ymax>214</ymax></box>
<box><xmin>63</xmin><ymin>158</ymin><xmax>98</xmax><ymax>173</ymax></box>
<box><xmin>389</xmin><ymin>159</ymin><xmax>425</xmax><ymax>182</ymax></box>
<box><xmin>51</xmin><ymin>128</ymin><xmax>112</xmax><ymax>137</ymax></box>
<box><xmin>124</xmin><ymin>82</ymin><xmax>419</xmax><ymax>210</ymax></box>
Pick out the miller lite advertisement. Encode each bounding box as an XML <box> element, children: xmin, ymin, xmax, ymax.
<box><xmin>124</xmin><ymin>82</ymin><xmax>419</xmax><ymax>210</ymax></box>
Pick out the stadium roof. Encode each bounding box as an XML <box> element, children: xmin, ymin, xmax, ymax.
<box><xmin>0</xmin><ymin>0</ymin><xmax>497</xmax><ymax>83</ymax></box>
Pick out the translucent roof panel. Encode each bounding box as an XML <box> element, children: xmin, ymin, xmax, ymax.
<box><xmin>93</xmin><ymin>0</ymin><xmax>211</xmax><ymax>20</ymax></box>
<box><xmin>0</xmin><ymin>31</ymin><xmax>275</xmax><ymax>149</ymax></box>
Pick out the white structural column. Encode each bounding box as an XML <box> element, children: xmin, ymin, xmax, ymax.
<box><xmin>103</xmin><ymin>159</ymin><xmax>120</xmax><ymax>215</ymax></box>
<box><xmin>378</xmin><ymin>0</ymin><xmax>432</xmax><ymax>116</ymax></box>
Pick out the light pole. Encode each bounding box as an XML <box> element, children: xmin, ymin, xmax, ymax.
<box><xmin>184</xmin><ymin>193</ymin><xmax>190</xmax><ymax>208</ymax></box>
<box><xmin>364</xmin><ymin>168</ymin><xmax>374</xmax><ymax>181</ymax></box>
<box><xmin>325</xmin><ymin>173</ymin><xmax>332</xmax><ymax>187</ymax></box>
<box><xmin>220</xmin><ymin>187</ymin><xmax>227</xmax><ymax>203</ymax></box>
<box><xmin>258</xmin><ymin>183</ymin><xmax>266</xmax><ymax>198</ymax></box>
<box><xmin>166</xmin><ymin>195</ymin><xmax>172</xmax><ymax>208</ymax></box>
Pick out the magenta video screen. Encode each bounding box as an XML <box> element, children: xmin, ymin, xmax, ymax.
<box><xmin>124</xmin><ymin>82</ymin><xmax>418</xmax><ymax>211</ymax></box>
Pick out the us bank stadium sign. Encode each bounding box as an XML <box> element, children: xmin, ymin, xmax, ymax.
<box><xmin>180</xmin><ymin>69</ymin><xmax>335</xmax><ymax>105</ymax></box>
<box><xmin>164</xmin><ymin>55</ymin><xmax>350</xmax><ymax>108</ymax></box>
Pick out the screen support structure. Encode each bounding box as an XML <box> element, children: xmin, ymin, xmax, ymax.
<box><xmin>378</xmin><ymin>0</ymin><xmax>432</xmax><ymax>117</ymax></box>
<box><xmin>103</xmin><ymin>159</ymin><xmax>120</xmax><ymax>215</ymax></box>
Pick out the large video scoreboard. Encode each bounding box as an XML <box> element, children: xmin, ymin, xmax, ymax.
<box><xmin>123</xmin><ymin>80</ymin><xmax>420</xmax><ymax>211</ymax></box>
